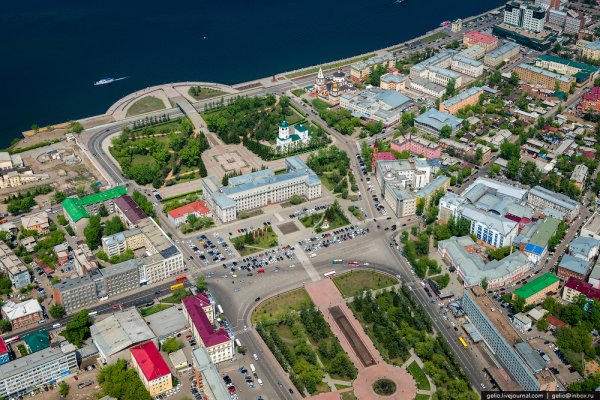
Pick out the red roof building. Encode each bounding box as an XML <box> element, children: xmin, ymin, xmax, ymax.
<box><xmin>182</xmin><ymin>294</ymin><xmax>234</xmax><ymax>363</ymax></box>
<box><xmin>167</xmin><ymin>201</ymin><xmax>212</xmax><ymax>227</ymax></box>
<box><xmin>130</xmin><ymin>341</ymin><xmax>173</xmax><ymax>396</ymax></box>
<box><xmin>562</xmin><ymin>277</ymin><xmax>600</xmax><ymax>303</ymax></box>
<box><xmin>581</xmin><ymin>87</ymin><xmax>600</xmax><ymax>113</ymax></box>
<box><xmin>371</xmin><ymin>139</ymin><xmax>396</xmax><ymax>172</ymax></box>
<box><xmin>546</xmin><ymin>315</ymin><xmax>567</xmax><ymax>329</ymax></box>
<box><xmin>463</xmin><ymin>31</ymin><xmax>499</xmax><ymax>52</ymax></box>
<box><xmin>114</xmin><ymin>195</ymin><xmax>147</xmax><ymax>227</ymax></box>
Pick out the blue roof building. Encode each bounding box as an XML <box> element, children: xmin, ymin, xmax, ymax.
<box><xmin>414</xmin><ymin>109</ymin><xmax>463</xmax><ymax>136</ymax></box>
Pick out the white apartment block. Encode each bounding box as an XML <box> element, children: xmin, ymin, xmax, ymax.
<box><xmin>203</xmin><ymin>157</ymin><xmax>321</xmax><ymax>223</ymax></box>
<box><xmin>451</xmin><ymin>55</ymin><xmax>484</xmax><ymax>78</ymax></box>
<box><xmin>426</xmin><ymin>66</ymin><xmax>463</xmax><ymax>88</ymax></box>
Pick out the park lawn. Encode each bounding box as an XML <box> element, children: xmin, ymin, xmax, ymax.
<box><xmin>251</xmin><ymin>288</ymin><xmax>313</xmax><ymax>324</ymax></box>
<box><xmin>407</xmin><ymin>361</ymin><xmax>431</xmax><ymax>391</ymax></box>
<box><xmin>275</xmin><ymin>324</ymin><xmax>295</xmax><ymax>342</ymax></box>
<box><xmin>231</xmin><ymin>229</ymin><xmax>278</xmax><ymax>256</ymax></box>
<box><xmin>320</xmin><ymin>211</ymin><xmax>349</xmax><ymax>231</ymax></box>
<box><xmin>131</xmin><ymin>154</ymin><xmax>157</xmax><ymax>167</ymax></box>
<box><xmin>300</xmin><ymin>212</ymin><xmax>323</xmax><ymax>229</ymax></box>
<box><xmin>314</xmin><ymin>383</ymin><xmax>331</xmax><ymax>395</ymax></box>
<box><xmin>340</xmin><ymin>392</ymin><xmax>357</xmax><ymax>400</ymax></box>
<box><xmin>126</xmin><ymin>96</ymin><xmax>166</xmax><ymax>117</ymax></box>
<box><xmin>291</xmin><ymin>88</ymin><xmax>306</xmax><ymax>97</ymax></box>
<box><xmin>420</xmin><ymin>31</ymin><xmax>448</xmax><ymax>43</ymax></box>
<box><xmin>161</xmin><ymin>289</ymin><xmax>191</xmax><ymax>303</ymax></box>
<box><xmin>132</xmin><ymin>119</ymin><xmax>182</xmax><ymax>135</ymax></box>
<box><xmin>140</xmin><ymin>303</ymin><xmax>172</xmax><ymax>317</ymax></box>
<box><xmin>333</xmin><ymin>270</ymin><xmax>397</xmax><ymax>298</ymax></box>
<box><xmin>414</xmin><ymin>395</ymin><xmax>430</xmax><ymax>400</ymax></box>
<box><xmin>334</xmin><ymin>384</ymin><xmax>352</xmax><ymax>390</ymax></box>
<box><xmin>188</xmin><ymin>87</ymin><xmax>225</xmax><ymax>101</ymax></box>
<box><xmin>312</xmin><ymin>98</ymin><xmax>330</xmax><ymax>111</ymax></box>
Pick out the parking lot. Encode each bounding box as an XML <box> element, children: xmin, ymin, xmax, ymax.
<box><xmin>299</xmin><ymin>225</ymin><xmax>368</xmax><ymax>254</ymax></box>
<box><xmin>356</xmin><ymin>153</ymin><xmax>387</xmax><ymax>216</ymax></box>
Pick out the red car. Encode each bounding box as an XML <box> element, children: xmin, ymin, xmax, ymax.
<box><xmin>347</xmin><ymin>261</ymin><xmax>359</xmax><ymax>265</ymax></box>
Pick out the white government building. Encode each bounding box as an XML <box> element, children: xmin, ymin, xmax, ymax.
<box><xmin>202</xmin><ymin>157</ymin><xmax>322</xmax><ymax>222</ymax></box>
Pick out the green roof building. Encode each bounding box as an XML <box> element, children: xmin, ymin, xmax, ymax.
<box><xmin>61</xmin><ymin>186</ymin><xmax>127</xmax><ymax>230</ymax></box>
<box><xmin>23</xmin><ymin>330</ymin><xmax>50</xmax><ymax>354</ymax></box>
<box><xmin>512</xmin><ymin>273</ymin><xmax>560</xmax><ymax>305</ymax></box>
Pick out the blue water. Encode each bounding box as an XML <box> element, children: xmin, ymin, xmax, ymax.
<box><xmin>0</xmin><ymin>0</ymin><xmax>505</xmax><ymax>147</ymax></box>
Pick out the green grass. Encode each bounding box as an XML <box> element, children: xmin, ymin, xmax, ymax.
<box><xmin>314</xmin><ymin>382</ymin><xmax>331</xmax><ymax>394</ymax></box>
<box><xmin>291</xmin><ymin>89</ymin><xmax>306</xmax><ymax>97</ymax></box>
<box><xmin>311</xmin><ymin>98</ymin><xmax>330</xmax><ymax>111</ymax></box>
<box><xmin>131</xmin><ymin>118</ymin><xmax>183</xmax><ymax>135</ymax></box>
<box><xmin>340</xmin><ymin>392</ymin><xmax>357</xmax><ymax>400</ymax></box>
<box><xmin>335</xmin><ymin>384</ymin><xmax>352</xmax><ymax>390</ymax></box>
<box><xmin>420</xmin><ymin>32</ymin><xmax>448</xmax><ymax>44</ymax></box>
<box><xmin>188</xmin><ymin>86</ymin><xmax>226</xmax><ymax>101</ymax></box>
<box><xmin>160</xmin><ymin>190</ymin><xmax>203</xmax><ymax>203</ymax></box>
<box><xmin>126</xmin><ymin>96</ymin><xmax>166</xmax><ymax>117</ymax></box>
<box><xmin>285</xmin><ymin>54</ymin><xmax>376</xmax><ymax>79</ymax></box>
<box><xmin>161</xmin><ymin>289</ymin><xmax>191</xmax><ymax>304</ymax></box>
<box><xmin>333</xmin><ymin>270</ymin><xmax>397</xmax><ymax>298</ymax></box>
<box><xmin>407</xmin><ymin>361</ymin><xmax>431</xmax><ymax>391</ymax></box>
<box><xmin>131</xmin><ymin>154</ymin><xmax>157</xmax><ymax>167</ymax></box>
<box><xmin>231</xmin><ymin>228</ymin><xmax>278</xmax><ymax>256</ymax></box>
<box><xmin>299</xmin><ymin>212</ymin><xmax>323</xmax><ymax>228</ymax></box>
<box><xmin>140</xmin><ymin>303</ymin><xmax>172</xmax><ymax>317</ymax></box>
<box><xmin>252</xmin><ymin>288</ymin><xmax>313</xmax><ymax>324</ymax></box>
<box><xmin>414</xmin><ymin>395</ymin><xmax>430</xmax><ymax>400</ymax></box>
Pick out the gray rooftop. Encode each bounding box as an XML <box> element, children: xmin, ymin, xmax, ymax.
<box><xmin>559</xmin><ymin>255</ymin><xmax>590</xmax><ymax>276</ymax></box>
<box><xmin>570</xmin><ymin>236</ymin><xmax>600</xmax><ymax>258</ymax></box>
<box><xmin>91</xmin><ymin>308</ymin><xmax>155</xmax><ymax>358</ymax></box>
<box><xmin>416</xmin><ymin>175</ymin><xmax>449</xmax><ymax>198</ymax></box>
<box><xmin>517</xmin><ymin>63</ymin><xmax>572</xmax><ymax>84</ymax></box>
<box><xmin>415</xmin><ymin>109</ymin><xmax>463</xmax><ymax>131</ymax></box>
<box><xmin>101</xmin><ymin>258</ymin><xmax>140</xmax><ymax>278</ymax></box>
<box><xmin>441</xmin><ymin>87</ymin><xmax>483</xmax><ymax>108</ymax></box>
<box><xmin>411</xmin><ymin>50</ymin><xmax>457</xmax><ymax>73</ymax></box>
<box><xmin>428</xmin><ymin>65</ymin><xmax>461</xmax><ymax>79</ymax></box>
<box><xmin>452</xmin><ymin>54</ymin><xmax>483</xmax><ymax>67</ymax></box>
<box><xmin>515</xmin><ymin>342</ymin><xmax>546</xmax><ymax>373</ymax></box>
<box><xmin>486</xmin><ymin>42</ymin><xmax>520</xmax><ymax>59</ymax></box>
<box><xmin>461</xmin><ymin>205</ymin><xmax>518</xmax><ymax>235</ymax></box>
<box><xmin>144</xmin><ymin>307</ymin><xmax>188</xmax><ymax>338</ymax></box>
<box><xmin>410</xmin><ymin>77</ymin><xmax>446</xmax><ymax>93</ymax></box>
<box><xmin>192</xmin><ymin>348</ymin><xmax>232</xmax><ymax>399</ymax></box>
<box><xmin>0</xmin><ymin>347</ymin><xmax>74</xmax><ymax>380</ymax></box>
<box><xmin>529</xmin><ymin>186</ymin><xmax>580</xmax><ymax>211</ymax></box>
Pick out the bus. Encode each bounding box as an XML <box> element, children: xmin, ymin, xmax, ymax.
<box><xmin>458</xmin><ymin>337</ymin><xmax>468</xmax><ymax>348</ymax></box>
<box><xmin>4</xmin><ymin>336</ymin><xmax>19</xmax><ymax>344</ymax></box>
<box><xmin>176</xmin><ymin>275</ymin><xmax>188</xmax><ymax>283</ymax></box>
<box><xmin>323</xmin><ymin>271</ymin><xmax>336</xmax><ymax>278</ymax></box>
<box><xmin>217</xmin><ymin>304</ymin><xmax>224</xmax><ymax>314</ymax></box>
<box><xmin>170</xmin><ymin>283</ymin><xmax>185</xmax><ymax>291</ymax></box>
<box><xmin>347</xmin><ymin>261</ymin><xmax>360</xmax><ymax>266</ymax></box>
<box><xmin>88</xmin><ymin>311</ymin><xmax>98</xmax><ymax>317</ymax></box>
<box><xmin>331</xmin><ymin>259</ymin><xmax>343</xmax><ymax>264</ymax></box>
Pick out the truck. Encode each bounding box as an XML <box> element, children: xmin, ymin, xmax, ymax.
<box><xmin>78</xmin><ymin>380</ymin><xmax>93</xmax><ymax>389</ymax></box>
<box><xmin>250</xmin><ymin>364</ymin><xmax>256</xmax><ymax>373</ymax></box>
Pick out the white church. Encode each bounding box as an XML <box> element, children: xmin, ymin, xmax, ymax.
<box><xmin>276</xmin><ymin>120</ymin><xmax>311</xmax><ymax>150</ymax></box>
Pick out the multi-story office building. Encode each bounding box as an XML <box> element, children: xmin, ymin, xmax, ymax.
<box><xmin>503</xmin><ymin>1</ymin><xmax>546</xmax><ymax>33</ymax></box>
<box><xmin>571</xmin><ymin>164</ymin><xmax>588</xmax><ymax>189</ymax></box>
<box><xmin>350</xmin><ymin>54</ymin><xmax>395</xmax><ymax>80</ymax></box>
<box><xmin>182</xmin><ymin>295</ymin><xmax>233</xmax><ymax>364</ymax></box>
<box><xmin>391</xmin><ymin>135</ymin><xmax>441</xmax><ymax>159</ymax></box>
<box><xmin>61</xmin><ymin>186</ymin><xmax>127</xmax><ymax>234</ymax></box>
<box><xmin>564</xmin><ymin>9</ymin><xmax>584</xmax><ymax>35</ymax></box>
<box><xmin>514</xmin><ymin>63</ymin><xmax>574</xmax><ymax>92</ymax></box>
<box><xmin>426</xmin><ymin>66</ymin><xmax>463</xmax><ymax>88</ymax></box>
<box><xmin>484</xmin><ymin>42</ymin><xmax>521</xmax><ymax>67</ymax></box>
<box><xmin>451</xmin><ymin>19</ymin><xmax>463</xmax><ymax>33</ymax></box>
<box><xmin>458</xmin><ymin>45</ymin><xmax>486</xmax><ymax>61</ymax></box>
<box><xmin>21</xmin><ymin>211</ymin><xmax>49</xmax><ymax>235</ymax></box>
<box><xmin>534</xmin><ymin>55</ymin><xmax>597</xmax><ymax>81</ymax></box>
<box><xmin>581</xmin><ymin>212</ymin><xmax>600</xmax><ymax>241</ymax></box>
<box><xmin>581</xmin><ymin>86</ymin><xmax>600</xmax><ymax>113</ymax></box>
<box><xmin>463</xmin><ymin>31</ymin><xmax>499</xmax><ymax>52</ymax></box>
<box><xmin>582</xmin><ymin>41</ymin><xmax>600</xmax><ymax>61</ymax></box>
<box><xmin>439</xmin><ymin>86</ymin><xmax>483</xmax><ymax>115</ymax></box>
<box><xmin>462</xmin><ymin>288</ymin><xmax>556</xmax><ymax>391</ymax></box>
<box><xmin>439</xmin><ymin>236</ymin><xmax>531</xmax><ymax>289</ymax></box>
<box><xmin>562</xmin><ymin>277</ymin><xmax>600</xmax><ymax>303</ymax></box>
<box><xmin>410</xmin><ymin>50</ymin><xmax>457</xmax><ymax>79</ymax></box>
<box><xmin>379</xmin><ymin>73</ymin><xmax>407</xmax><ymax>91</ymax></box>
<box><xmin>414</xmin><ymin>109</ymin><xmax>463</xmax><ymax>137</ymax></box>
<box><xmin>191</xmin><ymin>348</ymin><xmax>232</xmax><ymax>400</ymax></box>
<box><xmin>1</xmin><ymin>300</ymin><xmax>43</xmax><ymax>329</ymax></box>
<box><xmin>114</xmin><ymin>195</ymin><xmax>148</xmax><ymax>228</ymax></box>
<box><xmin>463</xmin><ymin>205</ymin><xmax>519</xmax><ymax>248</ymax></box>
<box><xmin>527</xmin><ymin>185</ymin><xmax>580</xmax><ymax>220</ymax></box>
<box><xmin>408</xmin><ymin>77</ymin><xmax>446</xmax><ymax>98</ymax></box>
<box><xmin>557</xmin><ymin>255</ymin><xmax>590</xmax><ymax>281</ymax></box>
<box><xmin>339</xmin><ymin>88</ymin><xmax>412</xmax><ymax>125</ymax></box>
<box><xmin>130</xmin><ymin>341</ymin><xmax>173</xmax><ymax>396</ymax></box>
<box><xmin>0</xmin><ymin>242</ymin><xmax>30</xmax><ymax>289</ymax></box>
<box><xmin>203</xmin><ymin>157</ymin><xmax>321</xmax><ymax>223</ymax></box>
<box><xmin>512</xmin><ymin>273</ymin><xmax>560</xmax><ymax>305</ymax></box>
<box><xmin>52</xmin><ymin>275</ymin><xmax>98</xmax><ymax>313</ymax></box>
<box><xmin>0</xmin><ymin>347</ymin><xmax>77</xmax><ymax>398</ymax></box>
<box><xmin>450</xmin><ymin>55</ymin><xmax>484</xmax><ymax>77</ymax></box>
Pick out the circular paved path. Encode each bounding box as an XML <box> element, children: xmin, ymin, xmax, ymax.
<box><xmin>353</xmin><ymin>364</ymin><xmax>417</xmax><ymax>400</ymax></box>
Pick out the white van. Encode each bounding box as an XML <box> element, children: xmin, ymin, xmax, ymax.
<box><xmin>253</xmin><ymin>353</ymin><xmax>259</xmax><ymax>361</ymax></box>
<box><xmin>52</xmin><ymin>323</ymin><xmax>61</xmax><ymax>329</ymax></box>
<box><xmin>257</xmin><ymin>378</ymin><xmax>263</xmax><ymax>386</ymax></box>
<box><xmin>250</xmin><ymin>364</ymin><xmax>256</xmax><ymax>373</ymax></box>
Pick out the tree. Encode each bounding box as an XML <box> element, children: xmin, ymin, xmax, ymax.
<box><xmin>445</xmin><ymin>78</ymin><xmax>457</xmax><ymax>97</ymax></box>
<box><xmin>0</xmin><ymin>320</ymin><xmax>11</xmax><ymax>333</ymax></box>
<box><xmin>537</xmin><ymin>317</ymin><xmax>549</xmax><ymax>332</ymax></box>
<box><xmin>289</xmin><ymin>194</ymin><xmax>303</xmax><ymax>205</ymax></box>
<box><xmin>510</xmin><ymin>71</ymin><xmax>520</xmax><ymax>86</ymax></box>
<box><xmin>98</xmin><ymin>204</ymin><xmax>109</xmax><ymax>217</ymax></box>
<box><xmin>84</xmin><ymin>215</ymin><xmax>102</xmax><ymax>250</ymax></box>
<box><xmin>98</xmin><ymin>359</ymin><xmax>152</xmax><ymax>400</ymax></box>
<box><xmin>488</xmin><ymin>70</ymin><xmax>502</xmax><ymax>86</ymax></box>
<box><xmin>440</xmin><ymin>125</ymin><xmax>452</xmax><ymax>139</ymax></box>
<box><xmin>481</xmin><ymin>278</ymin><xmax>488</xmax><ymax>291</ymax></box>
<box><xmin>512</xmin><ymin>296</ymin><xmax>526</xmax><ymax>313</ymax></box>
<box><xmin>196</xmin><ymin>275</ymin><xmax>207</xmax><ymax>292</ymax></box>
<box><xmin>488</xmin><ymin>163</ymin><xmax>501</xmax><ymax>177</ymax></box>
<box><xmin>59</xmin><ymin>382</ymin><xmax>70</xmax><ymax>397</ymax></box>
<box><xmin>161</xmin><ymin>337</ymin><xmax>183</xmax><ymax>353</ymax></box>
<box><xmin>49</xmin><ymin>304</ymin><xmax>66</xmax><ymax>319</ymax></box>
<box><xmin>104</xmin><ymin>216</ymin><xmax>124</xmax><ymax>236</ymax></box>
<box><xmin>62</xmin><ymin>310</ymin><xmax>92</xmax><ymax>347</ymax></box>
<box><xmin>69</xmin><ymin>120</ymin><xmax>84</xmax><ymax>133</ymax></box>
<box><xmin>54</xmin><ymin>191</ymin><xmax>67</xmax><ymax>204</ymax></box>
